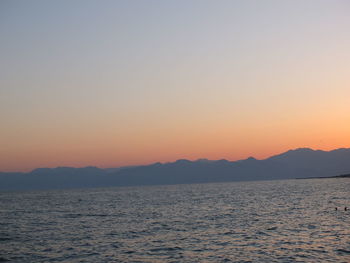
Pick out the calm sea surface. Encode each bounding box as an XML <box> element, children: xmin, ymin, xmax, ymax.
<box><xmin>0</xmin><ymin>178</ymin><xmax>349</xmax><ymax>262</ymax></box>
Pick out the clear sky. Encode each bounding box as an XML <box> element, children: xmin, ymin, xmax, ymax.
<box><xmin>1</xmin><ymin>0</ymin><xmax>350</xmax><ymax>172</ymax></box>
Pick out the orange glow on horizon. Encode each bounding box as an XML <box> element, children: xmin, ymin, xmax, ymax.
<box><xmin>1</xmin><ymin>0</ymin><xmax>349</xmax><ymax>173</ymax></box>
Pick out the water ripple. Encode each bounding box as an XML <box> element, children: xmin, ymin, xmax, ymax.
<box><xmin>0</xmin><ymin>178</ymin><xmax>349</xmax><ymax>262</ymax></box>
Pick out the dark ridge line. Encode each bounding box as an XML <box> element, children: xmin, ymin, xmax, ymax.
<box><xmin>296</xmin><ymin>174</ymin><xmax>350</xmax><ymax>180</ymax></box>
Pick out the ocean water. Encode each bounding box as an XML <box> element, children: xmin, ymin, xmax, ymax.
<box><xmin>0</xmin><ymin>178</ymin><xmax>349</xmax><ymax>263</ymax></box>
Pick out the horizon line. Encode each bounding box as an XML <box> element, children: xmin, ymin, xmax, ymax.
<box><xmin>2</xmin><ymin>146</ymin><xmax>350</xmax><ymax>174</ymax></box>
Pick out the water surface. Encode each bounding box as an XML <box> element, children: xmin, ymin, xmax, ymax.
<box><xmin>1</xmin><ymin>178</ymin><xmax>349</xmax><ymax>262</ymax></box>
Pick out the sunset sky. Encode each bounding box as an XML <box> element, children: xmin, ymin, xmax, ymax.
<box><xmin>1</xmin><ymin>0</ymin><xmax>350</xmax><ymax>172</ymax></box>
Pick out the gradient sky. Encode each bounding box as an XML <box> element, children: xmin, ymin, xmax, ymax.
<box><xmin>1</xmin><ymin>0</ymin><xmax>350</xmax><ymax>172</ymax></box>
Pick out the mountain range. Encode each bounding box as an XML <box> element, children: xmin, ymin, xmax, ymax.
<box><xmin>1</xmin><ymin>148</ymin><xmax>350</xmax><ymax>191</ymax></box>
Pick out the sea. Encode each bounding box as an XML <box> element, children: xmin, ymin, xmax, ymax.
<box><xmin>0</xmin><ymin>178</ymin><xmax>349</xmax><ymax>263</ymax></box>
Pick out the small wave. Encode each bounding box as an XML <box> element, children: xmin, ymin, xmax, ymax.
<box><xmin>62</xmin><ymin>213</ymin><xmax>83</xmax><ymax>218</ymax></box>
<box><xmin>85</xmin><ymin>214</ymin><xmax>108</xmax><ymax>217</ymax></box>
<box><xmin>337</xmin><ymin>249</ymin><xmax>350</xmax><ymax>254</ymax></box>
<box><xmin>307</xmin><ymin>224</ymin><xmax>316</xmax><ymax>229</ymax></box>
<box><xmin>266</xmin><ymin>226</ymin><xmax>277</xmax><ymax>231</ymax></box>
<box><xmin>0</xmin><ymin>237</ymin><xmax>12</xmax><ymax>241</ymax></box>
<box><xmin>216</xmin><ymin>241</ymin><xmax>230</xmax><ymax>246</ymax></box>
<box><xmin>149</xmin><ymin>247</ymin><xmax>183</xmax><ymax>252</ymax></box>
<box><xmin>256</xmin><ymin>231</ymin><xmax>270</xmax><ymax>236</ymax></box>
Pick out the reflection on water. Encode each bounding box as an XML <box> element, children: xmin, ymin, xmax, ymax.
<box><xmin>0</xmin><ymin>178</ymin><xmax>349</xmax><ymax>262</ymax></box>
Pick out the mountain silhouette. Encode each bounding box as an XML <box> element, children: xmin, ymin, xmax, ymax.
<box><xmin>1</xmin><ymin>148</ymin><xmax>350</xmax><ymax>191</ymax></box>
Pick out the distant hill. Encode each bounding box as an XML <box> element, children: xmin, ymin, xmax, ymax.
<box><xmin>1</xmin><ymin>148</ymin><xmax>350</xmax><ymax>191</ymax></box>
